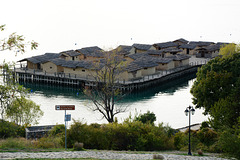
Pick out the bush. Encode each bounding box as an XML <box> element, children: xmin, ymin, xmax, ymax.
<box><xmin>0</xmin><ymin>138</ymin><xmax>32</xmax><ymax>149</ymax></box>
<box><xmin>67</xmin><ymin>120</ymin><xmax>174</xmax><ymax>151</ymax></box>
<box><xmin>73</xmin><ymin>142</ymin><xmax>84</xmax><ymax>151</ymax></box>
<box><xmin>134</xmin><ymin>111</ymin><xmax>156</xmax><ymax>125</ymax></box>
<box><xmin>36</xmin><ymin>136</ymin><xmax>63</xmax><ymax>149</ymax></box>
<box><xmin>49</xmin><ymin>124</ymin><xmax>65</xmax><ymax>137</ymax></box>
<box><xmin>0</xmin><ymin>120</ymin><xmax>25</xmax><ymax>138</ymax></box>
<box><xmin>218</xmin><ymin>129</ymin><xmax>240</xmax><ymax>159</ymax></box>
<box><xmin>197</xmin><ymin>128</ymin><xmax>218</xmax><ymax>146</ymax></box>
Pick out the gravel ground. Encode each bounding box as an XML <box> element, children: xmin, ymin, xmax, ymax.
<box><xmin>0</xmin><ymin>150</ymin><xmax>232</xmax><ymax>160</ymax></box>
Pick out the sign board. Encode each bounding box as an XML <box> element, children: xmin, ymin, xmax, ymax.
<box><xmin>55</xmin><ymin>105</ymin><xmax>75</xmax><ymax>110</ymax></box>
<box><xmin>65</xmin><ymin>114</ymin><xmax>71</xmax><ymax>121</ymax></box>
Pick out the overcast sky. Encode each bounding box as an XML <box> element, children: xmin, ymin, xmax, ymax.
<box><xmin>1</xmin><ymin>0</ymin><xmax>240</xmax><ymax>61</ymax></box>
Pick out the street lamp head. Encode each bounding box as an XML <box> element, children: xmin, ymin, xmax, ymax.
<box><xmin>184</xmin><ymin>109</ymin><xmax>189</xmax><ymax>116</ymax></box>
<box><xmin>191</xmin><ymin>108</ymin><xmax>195</xmax><ymax>115</ymax></box>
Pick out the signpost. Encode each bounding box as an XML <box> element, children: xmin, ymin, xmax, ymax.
<box><xmin>55</xmin><ymin>105</ymin><xmax>75</xmax><ymax>149</ymax></box>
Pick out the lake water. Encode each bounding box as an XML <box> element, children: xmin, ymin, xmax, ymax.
<box><xmin>20</xmin><ymin>73</ymin><xmax>208</xmax><ymax>129</ymax></box>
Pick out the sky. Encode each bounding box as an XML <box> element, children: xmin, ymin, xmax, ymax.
<box><xmin>1</xmin><ymin>0</ymin><xmax>240</xmax><ymax>62</ymax></box>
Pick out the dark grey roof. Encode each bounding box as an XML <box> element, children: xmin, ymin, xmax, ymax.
<box><xmin>114</xmin><ymin>45</ymin><xmax>132</xmax><ymax>55</ymax></box>
<box><xmin>189</xmin><ymin>41</ymin><xmax>214</xmax><ymax>47</ymax></box>
<box><xmin>205</xmin><ymin>45</ymin><xmax>221</xmax><ymax>52</ymax></box>
<box><xmin>216</xmin><ymin>42</ymin><xmax>230</xmax><ymax>47</ymax></box>
<box><xmin>18</xmin><ymin>53</ymin><xmax>60</xmax><ymax>64</ymax></box>
<box><xmin>161</xmin><ymin>47</ymin><xmax>183</xmax><ymax>53</ymax></box>
<box><xmin>127</xmin><ymin>53</ymin><xmax>149</xmax><ymax>60</ymax></box>
<box><xmin>76</xmin><ymin>46</ymin><xmax>104</xmax><ymax>57</ymax></box>
<box><xmin>173</xmin><ymin>38</ymin><xmax>189</xmax><ymax>44</ymax></box>
<box><xmin>145</xmin><ymin>50</ymin><xmax>164</xmax><ymax>56</ymax></box>
<box><xmin>197</xmin><ymin>44</ymin><xmax>222</xmax><ymax>52</ymax></box>
<box><xmin>46</xmin><ymin>58</ymin><xmax>96</xmax><ymax>69</ymax></box>
<box><xmin>61</xmin><ymin>50</ymin><xmax>80</xmax><ymax>57</ymax></box>
<box><xmin>126</xmin><ymin>59</ymin><xmax>158</xmax><ymax>72</ymax></box>
<box><xmin>179</xmin><ymin>44</ymin><xmax>197</xmax><ymax>50</ymax></box>
<box><xmin>133</xmin><ymin>57</ymin><xmax>159</xmax><ymax>68</ymax></box>
<box><xmin>126</xmin><ymin>62</ymin><xmax>143</xmax><ymax>72</ymax></box>
<box><xmin>167</xmin><ymin>54</ymin><xmax>191</xmax><ymax>61</ymax></box>
<box><xmin>118</xmin><ymin>45</ymin><xmax>132</xmax><ymax>52</ymax></box>
<box><xmin>132</xmin><ymin>43</ymin><xmax>153</xmax><ymax>51</ymax></box>
<box><xmin>154</xmin><ymin>42</ymin><xmax>178</xmax><ymax>49</ymax></box>
<box><xmin>128</xmin><ymin>53</ymin><xmax>173</xmax><ymax>65</ymax></box>
<box><xmin>153</xmin><ymin>57</ymin><xmax>173</xmax><ymax>64</ymax></box>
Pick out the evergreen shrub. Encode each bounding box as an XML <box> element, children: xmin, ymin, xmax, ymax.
<box><xmin>0</xmin><ymin>120</ymin><xmax>25</xmax><ymax>138</ymax></box>
<box><xmin>67</xmin><ymin>120</ymin><xmax>174</xmax><ymax>151</ymax></box>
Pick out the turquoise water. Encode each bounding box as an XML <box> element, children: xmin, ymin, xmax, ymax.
<box><xmin>21</xmin><ymin>73</ymin><xmax>208</xmax><ymax>129</ymax></box>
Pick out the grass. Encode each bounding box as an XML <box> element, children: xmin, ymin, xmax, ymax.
<box><xmin>15</xmin><ymin>159</ymin><xmax>105</xmax><ymax>160</ymax></box>
<box><xmin>0</xmin><ymin>138</ymin><xmax>230</xmax><ymax>159</ymax></box>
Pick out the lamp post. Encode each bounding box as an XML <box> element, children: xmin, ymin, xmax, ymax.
<box><xmin>184</xmin><ymin>105</ymin><xmax>195</xmax><ymax>155</ymax></box>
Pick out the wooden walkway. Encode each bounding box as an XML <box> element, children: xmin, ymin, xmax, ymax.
<box><xmin>2</xmin><ymin>58</ymin><xmax>208</xmax><ymax>91</ymax></box>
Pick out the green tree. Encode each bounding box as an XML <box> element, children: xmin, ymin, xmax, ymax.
<box><xmin>134</xmin><ymin>111</ymin><xmax>156</xmax><ymax>125</ymax></box>
<box><xmin>191</xmin><ymin>44</ymin><xmax>240</xmax><ymax>129</ymax></box>
<box><xmin>0</xmin><ymin>25</ymin><xmax>41</xmax><ymax>125</ymax></box>
<box><xmin>6</xmin><ymin>97</ymin><xmax>43</xmax><ymax>126</ymax></box>
<box><xmin>0</xmin><ymin>63</ymin><xmax>28</xmax><ymax>121</ymax></box>
<box><xmin>0</xmin><ymin>24</ymin><xmax>38</xmax><ymax>54</ymax></box>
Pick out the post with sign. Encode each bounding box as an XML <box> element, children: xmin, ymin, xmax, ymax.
<box><xmin>55</xmin><ymin>105</ymin><xmax>75</xmax><ymax>149</ymax></box>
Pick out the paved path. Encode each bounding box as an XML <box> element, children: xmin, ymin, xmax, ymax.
<box><xmin>0</xmin><ymin>150</ymin><xmax>231</xmax><ymax>160</ymax></box>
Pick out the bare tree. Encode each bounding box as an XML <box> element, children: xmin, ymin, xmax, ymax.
<box><xmin>84</xmin><ymin>51</ymin><xmax>129</xmax><ymax>123</ymax></box>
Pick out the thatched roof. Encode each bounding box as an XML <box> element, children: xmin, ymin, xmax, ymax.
<box><xmin>179</xmin><ymin>44</ymin><xmax>197</xmax><ymax>50</ymax></box>
<box><xmin>76</xmin><ymin>46</ymin><xmax>104</xmax><ymax>57</ymax></box>
<box><xmin>60</xmin><ymin>50</ymin><xmax>80</xmax><ymax>57</ymax></box>
<box><xmin>114</xmin><ymin>45</ymin><xmax>132</xmax><ymax>55</ymax></box>
<box><xmin>18</xmin><ymin>53</ymin><xmax>60</xmax><ymax>64</ymax></box>
<box><xmin>132</xmin><ymin>43</ymin><xmax>153</xmax><ymax>51</ymax></box>
<box><xmin>161</xmin><ymin>47</ymin><xmax>183</xmax><ymax>53</ymax></box>
<box><xmin>173</xmin><ymin>38</ymin><xmax>189</xmax><ymax>44</ymax></box>
<box><xmin>145</xmin><ymin>50</ymin><xmax>164</xmax><ymax>56</ymax></box>
<box><xmin>153</xmin><ymin>42</ymin><xmax>178</xmax><ymax>49</ymax></box>
<box><xmin>46</xmin><ymin>58</ymin><xmax>96</xmax><ymax>69</ymax></box>
<box><xmin>189</xmin><ymin>41</ymin><xmax>214</xmax><ymax>47</ymax></box>
<box><xmin>167</xmin><ymin>54</ymin><xmax>191</xmax><ymax>61</ymax></box>
<box><xmin>127</xmin><ymin>53</ymin><xmax>149</xmax><ymax>60</ymax></box>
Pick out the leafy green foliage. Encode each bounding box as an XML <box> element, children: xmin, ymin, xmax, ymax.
<box><xmin>0</xmin><ymin>137</ymin><xmax>32</xmax><ymax>149</ymax></box>
<box><xmin>6</xmin><ymin>97</ymin><xmax>43</xmax><ymax>126</ymax></box>
<box><xmin>67</xmin><ymin>120</ymin><xmax>174</xmax><ymax>151</ymax></box>
<box><xmin>0</xmin><ymin>120</ymin><xmax>25</xmax><ymax>138</ymax></box>
<box><xmin>36</xmin><ymin>136</ymin><xmax>63</xmax><ymax>149</ymax></box>
<box><xmin>0</xmin><ymin>24</ymin><xmax>38</xmax><ymax>54</ymax></box>
<box><xmin>0</xmin><ymin>63</ymin><xmax>29</xmax><ymax>121</ymax></box>
<box><xmin>134</xmin><ymin>110</ymin><xmax>156</xmax><ymax>125</ymax></box>
<box><xmin>49</xmin><ymin>124</ymin><xmax>65</xmax><ymax>137</ymax></box>
<box><xmin>197</xmin><ymin>128</ymin><xmax>218</xmax><ymax>147</ymax></box>
<box><xmin>218</xmin><ymin>127</ymin><xmax>240</xmax><ymax>159</ymax></box>
<box><xmin>1</xmin><ymin>63</ymin><xmax>43</xmax><ymax>126</ymax></box>
<box><xmin>191</xmin><ymin>44</ymin><xmax>240</xmax><ymax>129</ymax></box>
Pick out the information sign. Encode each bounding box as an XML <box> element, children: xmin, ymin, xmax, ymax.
<box><xmin>55</xmin><ymin>105</ymin><xmax>75</xmax><ymax>110</ymax></box>
<box><xmin>65</xmin><ymin>114</ymin><xmax>71</xmax><ymax>121</ymax></box>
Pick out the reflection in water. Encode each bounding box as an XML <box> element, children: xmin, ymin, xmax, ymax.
<box><xmin>20</xmin><ymin>73</ymin><xmax>207</xmax><ymax>128</ymax></box>
<box><xmin>21</xmin><ymin>73</ymin><xmax>196</xmax><ymax>103</ymax></box>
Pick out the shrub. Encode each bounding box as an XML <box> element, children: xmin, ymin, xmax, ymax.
<box><xmin>218</xmin><ymin>129</ymin><xmax>240</xmax><ymax>159</ymax></box>
<box><xmin>0</xmin><ymin>120</ymin><xmax>25</xmax><ymax>138</ymax></box>
<box><xmin>49</xmin><ymin>124</ymin><xmax>65</xmax><ymax>137</ymax></box>
<box><xmin>197</xmin><ymin>128</ymin><xmax>218</xmax><ymax>146</ymax></box>
<box><xmin>134</xmin><ymin>111</ymin><xmax>156</xmax><ymax>125</ymax></box>
<box><xmin>73</xmin><ymin>142</ymin><xmax>84</xmax><ymax>151</ymax></box>
<box><xmin>0</xmin><ymin>137</ymin><xmax>32</xmax><ymax>149</ymax></box>
<box><xmin>36</xmin><ymin>136</ymin><xmax>63</xmax><ymax>149</ymax></box>
<box><xmin>67</xmin><ymin>120</ymin><xmax>174</xmax><ymax>151</ymax></box>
